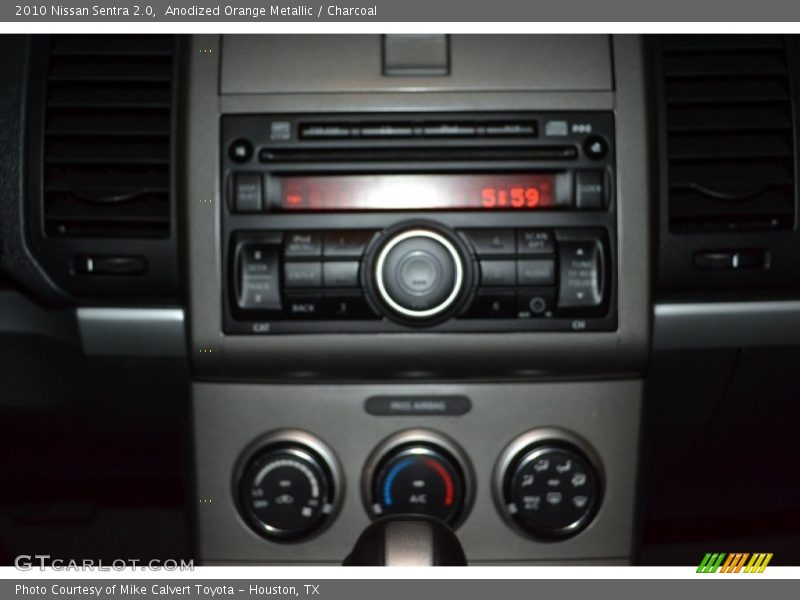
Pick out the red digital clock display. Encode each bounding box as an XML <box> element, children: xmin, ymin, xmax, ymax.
<box><xmin>278</xmin><ymin>174</ymin><xmax>563</xmax><ymax>211</ymax></box>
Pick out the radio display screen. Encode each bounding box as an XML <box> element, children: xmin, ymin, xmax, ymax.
<box><xmin>278</xmin><ymin>173</ymin><xmax>562</xmax><ymax>211</ymax></box>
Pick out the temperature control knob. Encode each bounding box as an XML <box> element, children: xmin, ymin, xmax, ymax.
<box><xmin>236</xmin><ymin>431</ymin><xmax>342</xmax><ymax>541</ymax></box>
<box><xmin>494</xmin><ymin>428</ymin><xmax>602</xmax><ymax>539</ymax></box>
<box><xmin>364</xmin><ymin>430</ymin><xmax>473</xmax><ymax>527</ymax></box>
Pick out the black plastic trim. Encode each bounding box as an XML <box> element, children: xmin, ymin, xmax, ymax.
<box><xmin>24</xmin><ymin>35</ymin><xmax>181</xmax><ymax>303</ymax></box>
<box><xmin>651</xmin><ymin>35</ymin><xmax>800</xmax><ymax>298</ymax></box>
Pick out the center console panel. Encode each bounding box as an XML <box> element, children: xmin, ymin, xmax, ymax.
<box><xmin>183</xmin><ymin>34</ymin><xmax>651</xmax><ymax>564</ymax></box>
<box><xmin>194</xmin><ymin>380</ymin><xmax>641</xmax><ymax>564</ymax></box>
<box><xmin>221</xmin><ymin>111</ymin><xmax>617</xmax><ymax>335</ymax></box>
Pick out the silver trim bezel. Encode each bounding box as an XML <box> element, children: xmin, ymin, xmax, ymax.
<box><xmin>77</xmin><ymin>307</ymin><xmax>185</xmax><ymax>357</ymax></box>
<box><xmin>653</xmin><ymin>300</ymin><xmax>800</xmax><ymax>349</ymax></box>
<box><xmin>64</xmin><ymin>300</ymin><xmax>800</xmax><ymax>359</ymax></box>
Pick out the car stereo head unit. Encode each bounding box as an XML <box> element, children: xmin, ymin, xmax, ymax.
<box><xmin>220</xmin><ymin>112</ymin><xmax>617</xmax><ymax>334</ymax></box>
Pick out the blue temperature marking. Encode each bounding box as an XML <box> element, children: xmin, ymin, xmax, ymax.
<box><xmin>383</xmin><ymin>458</ymin><xmax>415</xmax><ymax>507</ymax></box>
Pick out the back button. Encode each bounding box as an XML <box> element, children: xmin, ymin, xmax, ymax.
<box><xmin>285</xmin><ymin>293</ymin><xmax>323</xmax><ymax>319</ymax></box>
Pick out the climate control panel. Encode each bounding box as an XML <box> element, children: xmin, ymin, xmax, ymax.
<box><xmin>233</xmin><ymin>427</ymin><xmax>603</xmax><ymax>543</ymax></box>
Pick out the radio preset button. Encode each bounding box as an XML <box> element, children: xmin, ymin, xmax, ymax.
<box><xmin>284</xmin><ymin>262</ymin><xmax>323</xmax><ymax>288</ymax></box>
<box><xmin>466</xmin><ymin>290</ymin><xmax>517</xmax><ymax>318</ymax></box>
<box><xmin>322</xmin><ymin>261</ymin><xmax>360</xmax><ymax>288</ymax></box>
<box><xmin>557</xmin><ymin>240</ymin><xmax>603</xmax><ymax>309</ymax></box>
<box><xmin>575</xmin><ymin>170</ymin><xmax>606</xmax><ymax>209</ymax></box>
<box><xmin>284</xmin><ymin>233</ymin><xmax>322</xmax><ymax>257</ymax></box>
<box><xmin>323</xmin><ymin>231</ymin><xmax>375</xmax><ymax>258</ymax></box>
<box><xmin>517</xmin><ymin>259</ymin><xmax>556</xmax><ymax>286</ymax></box>
<box><xmin>322</xmin><ymin>292</ymin><xmax>374</xmax><ymax>319</ymax></box>
<box><xmin>517</xmin><ymin>230</ymin><xmax>554</xmax><ymax>255</ymax></box>
<box><xmin>480</xmin><ymin>260</ymin><xmax>516</xmax><ymax>286</ymax></box>
<box><xmin>461</xmin><ymin>229</ymin><xmax>515</xmax><ymax>256</ymax></box>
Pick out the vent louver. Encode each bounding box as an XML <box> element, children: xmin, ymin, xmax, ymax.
<box><xmin>662</xmin><ymin>35</ymin><xmax>796</xmax><ymax>233</ymax></box>
<box><xmin>42</xmin><ymin>35</ymin><xmax>174</xmax><ymax>238</ymax></box>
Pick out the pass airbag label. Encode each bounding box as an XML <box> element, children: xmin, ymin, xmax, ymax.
<box><xmin>365</xmin><ymin>396</ymin><xmax>471</xmax><ymax>416</ymax></box>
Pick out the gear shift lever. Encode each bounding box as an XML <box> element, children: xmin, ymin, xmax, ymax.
<box><xmin>344</xmin><ymin>516</ymin><xmax>467</xmax><ymax>566</ymax></box>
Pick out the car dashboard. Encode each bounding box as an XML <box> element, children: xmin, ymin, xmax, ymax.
<box><xmin>0</xmin><ymin>33</ymin><xmax>799</xmax><ymax>566</ymax></box>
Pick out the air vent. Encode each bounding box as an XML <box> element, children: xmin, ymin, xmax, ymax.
<box><xmin>661</xmin><ymin>35</ymin><xmax>796</xmax><ymax>233</ymax></box>
<box><xmin>42</xmin><ymin>35</ymin><xmax>174</xmax><ymax>238</ymax></box>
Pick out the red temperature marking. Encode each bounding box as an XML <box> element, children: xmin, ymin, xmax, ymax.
<box><xmin>425</xmin><ymin>458</ymin><xmax>455</xmax><ymax>507</ymax></box>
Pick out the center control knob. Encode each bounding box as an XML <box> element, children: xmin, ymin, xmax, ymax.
<box><xmin>363</xmin><ymin>429</ymin><xmax>474</xmax><ymax>527</ymax></box>
<box><xmin>369</xmin><ymin>226</ymin><xmax>472</xmax><ymax>322</ymax></box>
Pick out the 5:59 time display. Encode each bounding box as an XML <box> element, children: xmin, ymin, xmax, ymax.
<box><xmin>278</xmin><ymin>173</ymin><xmax>570</xmax><ymax>212</ymax></box>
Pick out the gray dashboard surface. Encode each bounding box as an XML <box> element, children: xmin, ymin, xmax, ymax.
<box><xmin>220</xmin><ymin>35</ymin><xmax>613</xmax><ymax>95</ymax></box>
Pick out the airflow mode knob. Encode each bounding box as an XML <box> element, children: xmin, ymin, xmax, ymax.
<box><xmin>494</xmin><ymin>428</ymin><xmax>603</xmax><ymax>539</ymax></box>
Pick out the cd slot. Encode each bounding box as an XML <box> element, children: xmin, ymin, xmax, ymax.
<box><xmin>258</xmin><ymin>145</ymin><xmax>578</xmax><ymax>164</ymax></box>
